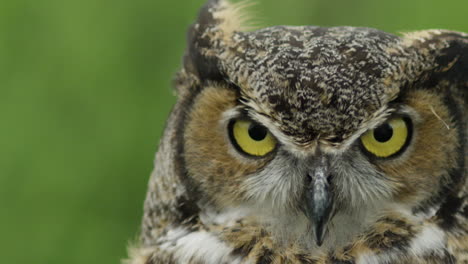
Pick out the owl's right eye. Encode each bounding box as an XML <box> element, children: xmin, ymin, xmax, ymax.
<box><xmin>228</xmin><ymin>119</ymin><xmax>277</xmax><ymax>157</ymax></box>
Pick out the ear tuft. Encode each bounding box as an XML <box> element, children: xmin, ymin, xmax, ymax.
<box><xmin>183</xmin><ymin>0</ymin><xmax>254</xmax><ymax>82</ymax></box>
<box><xmin>402</xmin><ymin>30</ymin><xmax>468</xmax><ymax>101</ymax></box>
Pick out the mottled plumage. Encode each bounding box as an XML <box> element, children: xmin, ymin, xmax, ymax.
<box><xmin>126</xmin><ymin>0</ymin><xmax>468</xmax><ymax>263</ymax></box>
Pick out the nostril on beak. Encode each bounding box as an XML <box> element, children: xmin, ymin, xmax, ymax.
<box><xmin>326</xmin><ymin>173</ymin><xmax>332</xmax><ymax>184</ymax></box>
<box><xmin>306</xmin><ymin>174</ymin><xmax>313</xmax><ymax>185</ymax></box>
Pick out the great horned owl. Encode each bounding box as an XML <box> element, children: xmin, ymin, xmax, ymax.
<box><xmin>126</xmin><ymin>0</ymin><xmax>468</xmax><ymax>263</ymax></box>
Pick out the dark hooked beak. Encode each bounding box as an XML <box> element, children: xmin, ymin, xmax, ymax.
<box><xmin>303</xmin><ymin>155</ymin><xmax>334</xmax><ymax>246</ymax></box>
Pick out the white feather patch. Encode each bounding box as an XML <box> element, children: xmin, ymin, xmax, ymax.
<box><xmin>357</xmin><ymin>253</ymin><xmax>391</xmax><ymax>264</ymax></box>
<box><xmin>160</xmin><ymin>227</ymin><xmax>242</xmax><ymax>264</ymax></box>
<box><xmin>357</xmin><ymin>223</ymin><xmax>446</xmax><ymax>264</ymax></box>
<box><xmin>408</xmin><ymin>224</ymin><xmax>446</xmax><ymax>257</ymax></box>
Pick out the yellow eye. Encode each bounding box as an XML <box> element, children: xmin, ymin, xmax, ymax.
<box><xmin>360</xmin><ymin>117</ymin><xmax>412</xmax><ymax>158</ymax></box>
<box><xmin>229</xmin><ymin>119</ymin><xmax>277</xmax><ymax>157</ymax></box>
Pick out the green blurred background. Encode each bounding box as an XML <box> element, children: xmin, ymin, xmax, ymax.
<box><xmin>0</xmin><ymin>0</ymin><xmax>466</xmax><ymax>263</ymax></box>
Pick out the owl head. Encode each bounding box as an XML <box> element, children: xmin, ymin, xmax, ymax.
<box><xmin>143</xmin><ymin>0</ymin><xmax>467</xmax><ymax>248</ymax></box>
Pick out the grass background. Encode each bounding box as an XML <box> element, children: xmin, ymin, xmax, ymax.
<box><xmin>0</xmin><ymin>0</ymin><xmax>466</xmax><ymax>263</ymax></box>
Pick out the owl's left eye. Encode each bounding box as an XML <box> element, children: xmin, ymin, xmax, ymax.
<box><xmin>228</xmin><ymin>119</ymin><xmax>277</xmax><ymax>157</ymax></box>
<box><xmin>360</xmin><ymin>117</ymin><xmax>412</xmax><ymax>158</ymax></box>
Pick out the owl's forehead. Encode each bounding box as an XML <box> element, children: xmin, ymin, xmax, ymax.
<box><xmin>222</xmin><ymin>26</ymin><xmax>404</xmax><ymax>143</ymax></box>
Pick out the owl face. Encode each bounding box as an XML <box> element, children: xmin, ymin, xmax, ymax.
<box><xmin>177</xmin><ymin>0</ymin><xmax>467</xmax><ymax>247</ymax></box>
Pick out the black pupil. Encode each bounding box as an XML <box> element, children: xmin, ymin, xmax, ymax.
<box><xmin>373</xmin><ymin>123</ymin><xmax>393</xmax><ymax>142</ymax></box>
<box><xmin>248</xmin><ymin>124</ymin><xmax>268</xmax><ymax>141</ymax></box>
